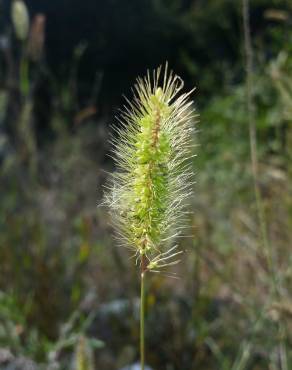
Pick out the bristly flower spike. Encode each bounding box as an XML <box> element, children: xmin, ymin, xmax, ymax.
<box><xmin>104</xmin><ymin>64</ymin><xmax>197</xmax><ymax>273</ymax></box>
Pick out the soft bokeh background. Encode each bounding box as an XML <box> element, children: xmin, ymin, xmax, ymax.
<box><xmin>0</xmin><ymin>1</ymin><xmax>291</xmax><ymax>369</ymax></box>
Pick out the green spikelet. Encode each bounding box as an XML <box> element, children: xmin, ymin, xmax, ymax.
<box><xmin>104</xmin><ymin>65</ymin><xmax>196</xmax><ymax>271</ymax></box>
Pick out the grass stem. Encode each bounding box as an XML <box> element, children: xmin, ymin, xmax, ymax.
<box><xmin>140</xmin><ymin>271</ymin><xmax>145</xmax><ymax>370</ymax></box>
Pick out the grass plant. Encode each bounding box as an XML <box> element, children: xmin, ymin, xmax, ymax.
<box><xmin>103</xmin><ymin>65</ymin><xmax>196</xmax><ymax>369</ymax></box>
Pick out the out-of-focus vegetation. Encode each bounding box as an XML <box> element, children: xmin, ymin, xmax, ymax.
<box><xmin>0</xmin><ymin>0</ymin><xmax>291</xmax><ymax>369</ymax></box>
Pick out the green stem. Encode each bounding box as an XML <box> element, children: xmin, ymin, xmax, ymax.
<box><xmin>140</xmin><ymin>271</ymin><xmax>145</xmax><ymax>370</ymax></box>
<box><xmin>20</xmin><ymin>54</ymin><xmax>29</xmax><ymax>98</ymax></box>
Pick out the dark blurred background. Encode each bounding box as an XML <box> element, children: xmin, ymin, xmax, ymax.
<box><xmin>0</xmin><ymin>1</ymin><xmax>291</xmax><ymax>370</ymax></box>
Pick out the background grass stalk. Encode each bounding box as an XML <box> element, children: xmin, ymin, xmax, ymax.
<box><xmin>242</xmin><ymin>0</ymin><xmax>273</xmax><ymax>279</ymax></box>
<box><xmin>242</xmin><ymin>1</ymin><xmax>288</xmax><ymax>369</ymax></box>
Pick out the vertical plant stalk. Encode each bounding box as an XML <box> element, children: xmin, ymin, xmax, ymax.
<box><xmin>140</xmin><ymin>264</ymin><xmax>146</xmax><ymax>370</ymax></box>
<box><xmin>20</xmin><ymin>43</ymin><xmax>30</xmax><ymax>98</ymax></box>
<box><xmin>242</xmin><ymin>0</ymin><xmax>273</xmax><ymax>281</ymax></box>
<box><xmin>242</xmin><ymin>2</ymin><xmax>287</xmax><ymax>369</ymax></box>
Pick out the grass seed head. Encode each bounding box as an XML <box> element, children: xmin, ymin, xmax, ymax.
<box><xmin>11</xmin><ymin>0</ymin><xmax>30</xmax><ymax>41</ymax></box>
<box><xmin>104</xmin><ymin>64</ymin><xmax>197</xmax><ymax>272</ymax></box>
